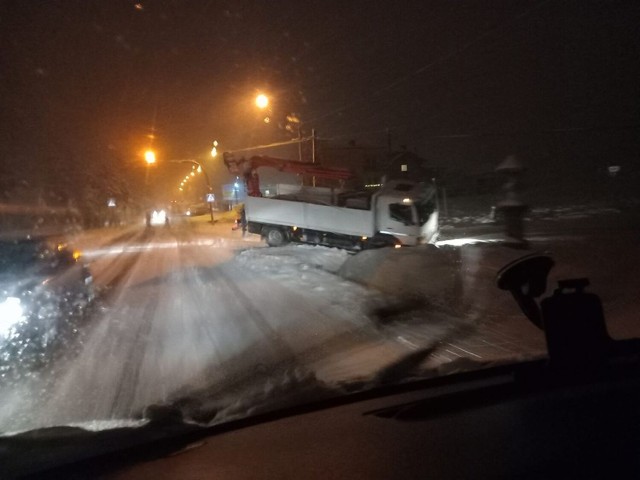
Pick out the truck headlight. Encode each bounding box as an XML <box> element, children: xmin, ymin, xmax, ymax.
<box><xmin>0</xmin><ymin>297</ymin><xmax>25</xmax><ymax>338</ymax></box>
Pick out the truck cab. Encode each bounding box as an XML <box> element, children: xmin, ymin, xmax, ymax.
<box><xmin>373</xmin><ymin>180</ymin><xmax>439</xmax><ymax>246</ymax></box>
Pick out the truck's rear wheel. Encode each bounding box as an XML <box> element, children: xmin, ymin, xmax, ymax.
<box><xmin>265</xmin><ymin>227</ymin><xmax>287</xmax><ymax>247</ymax></box>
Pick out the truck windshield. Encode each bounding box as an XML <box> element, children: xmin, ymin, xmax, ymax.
<box><xmin>389</xmin><ymin>203</ymin><xmax>415</xmax><ymax>225</ymax></box>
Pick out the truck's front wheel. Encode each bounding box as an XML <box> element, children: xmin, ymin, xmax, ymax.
<box><xmin>264</xmin><ymin>227</ymin><xmax>287</xmax><ymax>247</ymax></box>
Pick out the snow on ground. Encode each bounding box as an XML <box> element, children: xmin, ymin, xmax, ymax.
<box><xmin>234</xmin><ymin>244</ymin><xmax>391</xmax><ymax>331</ymax></box>
<box><xmin>2</xmin><ymin>237</ymin><xmax>455</xmax><ymax>433</ymax></box>
<box><xmin>236</xmin><ymin>244</ymin><xmax>350</xmax><ymax>274</ymax></box>
<box><xmin>184</xmin><ymin>242</ymin><xmax>545</xmax><ymax>425</ymax></box>
<box><xmin>442</xmin><ymin>203</ymin><xmax>622</xmax><ymax>226</ymax></box>
<box><xmin>159</xmin><ymin>244</ymin><xmax>482</xmax><ymax>426</ymax></box>
<box><xmin>0</xmin><ymin>228</ymin><xmax>554</xmax><ymax>435</ymax></box>
<box><xmin>234</xmin><ymin>242</ymin><xmax>543</xmax><ymax>368</ymax></box>
<box><xmin>1</xmin><ymin>209</ymin><xmax>638</xmax><ymax>439</ymax></box>
<box><xmin>66</xmin><ymin>225</ymin><xmax>139</xmax><ymax>250</ymax></box>
<box><xmin>530</xmin><ymin>205</ymin><xmax>622</xmax><ymax>220</ymax></box>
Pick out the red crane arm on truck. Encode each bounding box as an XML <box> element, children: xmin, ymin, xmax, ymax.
<box><xmin>223</xmin><ymin>154</ymin><xmax>354</xmax><ymax>197</ymax></box>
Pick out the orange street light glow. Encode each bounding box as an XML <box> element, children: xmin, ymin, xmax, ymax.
<box><xmin>144</xmin><ymin>150</ymin><xmax>156</xmax><ymax>165</ymax></box>
<box><xmin>255</xmin><ymin>93</ymin><xmax>269</xmax><ymax>109</ymax></box>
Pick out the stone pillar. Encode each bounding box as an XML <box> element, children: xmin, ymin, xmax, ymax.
<box><xmin>496</xmin><ymin>155</ymin><xmax>529</xmax><ymax>248</ymax></box>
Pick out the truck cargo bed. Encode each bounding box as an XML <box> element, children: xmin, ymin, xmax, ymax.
<box><xmin>246</xmin><ymin>196</ymin><xmax>375</xmax><ymax>237</ymax></box>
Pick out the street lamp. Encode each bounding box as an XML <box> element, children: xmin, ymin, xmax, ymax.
<box><xmin>170</xmin><ymin>159</ymin><xmax>216</xmax><ymax>224</ymax></box>
<box><xmin>144</xmin><ymin>150</ymin><xmax>156</xmax><ymax>165</ymax></box>
<box><xmin>144</xmin><ymin>149</ymin><xmax>156</xmax><ymax>186</ymax></box>
<box><xmin>211</xmin><ymin>140</ymin><xmax>219</xmax><ymax>158</ymax></box>
<box><xmin>255</xmin><ymin>93</ymin><xmax>269</xmax><ymax>109</ymax></box>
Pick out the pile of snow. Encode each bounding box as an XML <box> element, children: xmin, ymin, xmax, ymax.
<box><xmin>234</xmin><ymin>244</ymin><xmax>485</xmax><ymax>382</ymax></box>
<box><xmin>235</xmin><ymin>244</ymin><xmax>386</xmax><ymax>328</ymax></box>
<box><xmin>236</xmin><ymin>244</ymin><xmax>350</xmax><ymax>274</ymax></box>
<box><xmin>339</xmin><ymin>245</ymin><xmax>461</xmax><ymax>311</ymax></box>
<box><xmin>339</xmin><ymin>243</ymin><xmax>528</xmax><ymax>320</ymax></box>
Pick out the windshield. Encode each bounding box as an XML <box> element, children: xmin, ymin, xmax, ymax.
<box><xmin>389</xmin><ymin>203</ymin><xmax>415</xmax><ymax>225</ymax></box>
<box><xmin>1</xmin><ymin>0</ymin><xmax>639</xmax><ymax>461</ymax></box>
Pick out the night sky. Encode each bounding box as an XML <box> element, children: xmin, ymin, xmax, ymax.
<box><xmin>1</xmin><ymin>0</ymin><xmax>639</xmax><ymax>198</ymax></box>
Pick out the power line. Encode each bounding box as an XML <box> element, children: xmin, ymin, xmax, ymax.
<box><xmin>322</xmin><ymin>123</ymin><xmax>640</xmax><ymax>143</ymax></box>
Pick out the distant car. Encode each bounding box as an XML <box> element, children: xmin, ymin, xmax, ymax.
<box><xmin>0</xmin><ymin>237</ymin><xmax>94</xmax><ymax>368</ymax></box>
<box><xmin>184</xmin><ymin>203</ymin><xmax>210</xmax><ymax>217</ymax></box>
<box><xmin>145</xmin><ymin>208</ymin><xmax>170</xmax><ymax>227</ymax></box>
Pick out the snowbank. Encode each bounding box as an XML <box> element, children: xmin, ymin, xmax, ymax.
<box><xmin>339</xmin><ymin>245</ymin><xmax>461</xmax><ymax>310</ymax></box>
<box><xmin>236</xmin><ymin>244</ymin><xmax>350</xmax><ymax>274</ymax></box>
<box><xmin>339</xmin><ymin>243</ymin><xmax>528</xmax><ymax>319</ymax></box>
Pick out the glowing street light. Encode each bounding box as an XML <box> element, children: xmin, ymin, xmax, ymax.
<box><xmin>211</xmin><ymin>140</ymin><xmax>219</xmax><ymax>158</ymax></box>
<box><xmin>169</xmin><ymin>158</ymin><xmax>216</xmax><ymax>224</ymax></box>
<box><xmin>255</xmin><ymin>93</ymin><xmax>269</xmax><ymax>109</ymax></box>
<box><xmin>144</xmin><ymin>150</ymin><xmax>156</xmax><ymax>165</ymax></box>
<box><xmin>143</xmin><ymin>149</ymin><xmax>157</xmax><ymax>185</ymax></box>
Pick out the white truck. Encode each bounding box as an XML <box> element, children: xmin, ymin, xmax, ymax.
<box><xmin>248</xmin><ymin>180</ymin><xmax>439</xmax><ymax>249</ymax></box>
<box><xmin>224</xmin><ymin>154</ymin><xmax>438</xmax><ymax>249</ymax></box>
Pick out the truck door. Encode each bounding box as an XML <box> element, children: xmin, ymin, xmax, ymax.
<box><xmin>375</xmin><ymin>198</ymin><xmax>420</xmax><ymax>244</ymax></box>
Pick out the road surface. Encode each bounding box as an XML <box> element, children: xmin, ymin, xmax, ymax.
<box><xmin>0</xmin><ymin>223</ymin><xmax>433</xmax><ymax>433</ymax></box>
<box><xmin>0</xmin><ymin>212</ymin><xmax>638</xmax><ymax>434</ymax></box>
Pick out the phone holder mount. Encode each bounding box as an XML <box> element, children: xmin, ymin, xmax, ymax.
<box><xmin>497</xmin><ymin>254</ymin><xmax>611</xmax><ymax>370</ymax></box>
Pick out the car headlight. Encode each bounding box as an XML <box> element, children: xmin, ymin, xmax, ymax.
<box><xmin>0</xmin><ymin>297</ymin><xmax>25</xmax><ymax>338</ymax></box>
<box><xmin>151</xmin><ymin>210</ymin><xmax>167</xmax><ymax>225</ymax></box>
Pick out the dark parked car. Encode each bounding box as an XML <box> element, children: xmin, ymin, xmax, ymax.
<box><xmin>0</xmin><ymin>236</ymin><xmax>94</xmax><ymax>370</ymax></box>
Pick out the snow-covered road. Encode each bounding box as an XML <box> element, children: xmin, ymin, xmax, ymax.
<box><xmin>0</xmin><ymin>225</ymin><xmax>466</xmax><ymax>433</ymax></box>
<box><xmin>1</xmin><ymin>211</ymin><xmax>638</xmax><ymax>435</ymax></box>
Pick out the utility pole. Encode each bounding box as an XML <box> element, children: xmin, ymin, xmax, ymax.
<box><xmin>311</xmin><ymin>129</ymin><xmax>317</xmax><ymax>187</ymax></box>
